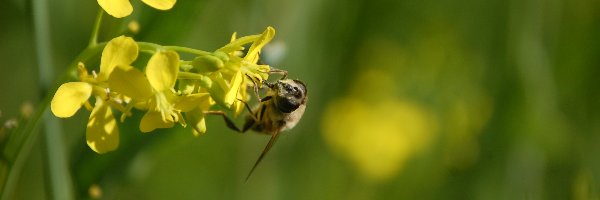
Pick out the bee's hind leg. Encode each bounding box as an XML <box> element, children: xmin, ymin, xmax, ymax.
<box><xmin>237</xmin><ymin>99</ymin><xmax>259</xmax><ymax>122</ymax></box>
<box><xmin>236</xmin><ymin>99</ymin><xmax>265</xmax><ymax>133</ymax></box>
<box><xmin>204</xmin><ymin>111</ymin><xmax>243</xmax><ymax>133</ymax></box>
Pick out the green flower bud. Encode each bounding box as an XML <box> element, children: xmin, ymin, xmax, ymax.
<box><xmin>192</xmin><ymin>54</ymin><xmax>224</xmax><ymax>73</ymax></box>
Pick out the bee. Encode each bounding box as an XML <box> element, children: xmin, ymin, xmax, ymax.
<box><xmin>208</xmin><ymin>70</ymin><xmax>307</xmax><ymax>181</ymax></box>
<box><xmin>242</xmin><ymin>76</ymin><xmax>307</xmax><ymax>180</ymax></box>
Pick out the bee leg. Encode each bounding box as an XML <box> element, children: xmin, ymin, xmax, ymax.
<box><xmin>244</xmin><ymin>74</ymin><xmax>273</xmax><ymax>102</ymax></box>
<box><xmin>236</xmin><ymin>98</ymin><xmax>259</xmax><ymax>122</ymax></box>
<box><xmin>203</xmin><ymin>111</ymin><xmax>242</xmax><ymax>133</ymax></box>
<box><xmin>235</xmin><ymin>99</ymin><xmax>260</xmax><ymax>133</ymax></box>
<box><xmin>245</xmin><ymin>74</ymin><xmax>263</xmax><ymax>100</ymax></box>
<box><xmin>269</xmin><ymin>68</ymin><xmax>288</xmax><ymax>80</ymax></box>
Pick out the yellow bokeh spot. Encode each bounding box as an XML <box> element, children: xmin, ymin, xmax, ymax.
<box><xmin>128</xmin><ymin>20</ymin><xmax>140</xmax><ymax>34</ymax></box>
<box><xmin>321</xmin><ymin>69</ymin><xmax>437</xmax><ymax>182</ymax></box>
<box><xmin>323</xmin><ymin>98</ymin><xmax>435</xmax><ymax>181</ymax></box>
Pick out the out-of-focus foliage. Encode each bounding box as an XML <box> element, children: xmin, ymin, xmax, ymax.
<box><xmin>1</xmin><ymin>0</ymin><xmax>600</xmax><ymax>199</ymax></box>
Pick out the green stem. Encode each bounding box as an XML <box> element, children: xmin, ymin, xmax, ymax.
<box><xmin>137</xmin><ymin>41</ymin><xmax>162</xmax><ymax>51</ymax></box>
<box><xmin>31</xmin><ymin>0</ymin><xmax>76</xmax><ymax>198</ymax></box>
<box><xmin>0</xmin><ymin>44</ymin><xmax>106</xmax><ymax>200</ymax></box>
<box><xmin>137</xmin><ymin>42</ymin><xmax>211</xmax><ymax>56</ymax></box>
<box><xmin>177</xmin><ymin>72</ymin><xmax>213</xmax><ymax>88</ymax></box>
<box><xmin>164</xmin><ymin>46</ymin><xmax>211</xmax><ymax>55</ymax></box>
<box><xmin>88</xmin><ymin>9</ymin><xmax>104</xmax><ymax>47</ymax></box>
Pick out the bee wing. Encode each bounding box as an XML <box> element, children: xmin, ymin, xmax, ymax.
<box><xmin>245</xmin><ymin>131</ymin><xmax>281</xmax><ymax>182</ymax></box>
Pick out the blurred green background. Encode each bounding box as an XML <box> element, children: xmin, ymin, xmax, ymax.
<box><xmin>1</xmin><ymin>0</ymin><xmax>600</xmax><ymax>199</ymax></box>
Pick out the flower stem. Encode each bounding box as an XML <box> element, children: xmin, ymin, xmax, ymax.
<box><xmin>177</xmin><ymin>72</ymin><xmax>213</xmax><ymax>88</ymax></box>
<box><xmin>88</xmin><ymin>9</ymin><xmax>104</xmax><ymax>47</ymax></box>
<box><xmin>29</xmin><ymin>0</ymin><xmax>76</xmax><ymax>199</ymax></box>
<box><xmin>164</xmin><ymin>46</ymin><xmax>211</xmax><ymax>56</ymax></box>
<box><xmin>136</xmin><ymin>42</ymin><xmax>211</xmax><ymax>56</ymax></box>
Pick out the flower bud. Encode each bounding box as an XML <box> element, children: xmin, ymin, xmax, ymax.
<box><xmin>192</xmin><ymin>54</ymin><xmax>224</xmax><ymax>73</ymax></box>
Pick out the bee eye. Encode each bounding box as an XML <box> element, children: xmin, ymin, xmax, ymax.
<box><xmin>277</xmin><ymin>98</ymin><xmax>300</xmax><ymax>113</ymax></box>
<box><xmin>292</xmin><ymin>86</ymin><xmax>302</xmax><ymax>98</ymax></box>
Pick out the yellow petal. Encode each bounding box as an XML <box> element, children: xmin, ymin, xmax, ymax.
<box><xmin>232</xmin><ymin>85</ymin><xmax>248</xmax><ymax>117</ymax></box>
<box><xmin>146</xmin><ymin>51</ymin><xmax>180</xmax><ymax>92</ymax></box>
<box><xmin>140</xmin><ymin>111</ymin><xmax>174</xmax><ymax>132</ymax></box>
<box><xmin>141</xmin><ymin>0</ymin><xmax>176</xmax><ymax>10</ymax></box>
<box><xmin>108</xmin><ymin>65</ymin><xmax>154</xmax><ymax>99</ymax></box>
<box><xmin>230</xmin><ymin>32</ymin><xmax>237</xmax><ymax>42</ymax></box>
<box><xmin>217</xmin><ymin>35</ymin><xmax>260</xmax><ymax>53</ymax></box>
<box><xmin>224</xmin><ymin>71</ymin><xmax>243</xmax><ymax>107</ymax></box>
<box><xmin>98</xmin><ymin>36</ymin><xmax>139</xmax><ymax>81</ymax></box>
<box><xmin>245</xmin><ymin>26</ymin><xmax>275</xmax><ymax>63</ymax></box>
<box><xmin>97</xmin><ymin>0</ymin><xmax>133</xmax><ymax>18</ymax></box>
<box><xmin>187</xmin><ymin>109</ymin><xmax>206</xmax><ymax>137</ymax></box>
<box><xmin>86</xmin><ymin>98</ymin><xmax>119</xmax><ymax>154</ymax></box>
<box><xmin>174</xmin><ymin>93</ymin><xmax>210</xmax><ymax>112</ymax></box>
<box><xmin>178</xmin><ymin>79</ymin><xmax>198</xmax><ymax>95</ymax></box>
<box><xmin>51</xmin><ymin>82</ymin><xmax>92</xmax><ymax>118</ymax></box>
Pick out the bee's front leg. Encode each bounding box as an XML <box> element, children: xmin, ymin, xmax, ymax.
<box><xmin>244</xmin><ymin>74</ymin><xmax>272</xmax><ymax>102</ymax></box>
<box><xmin>269</xmin><ymin>68</ymin><xmax>288</xmax><ymax>80</ymax></box>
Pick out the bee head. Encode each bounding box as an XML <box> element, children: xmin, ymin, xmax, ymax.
<box><xmin>272</xmin><ymin>79</ymin><xmax>307</xmax><ymax>113</ymax></box>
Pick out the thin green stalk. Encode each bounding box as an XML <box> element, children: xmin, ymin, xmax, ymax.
<box><xmin>137</xmin><ymin>42</ymin><xmax>211</xmax><ymax>55</ymax></box>
<box><xmin>31</xmin><ymin>0</ymin><xmax>75</xmax><ymax>198</ymax></box>
<box><xmin>177</xmin><ymin>72</ymin><xmax>213</xmax><ymax>88</ymax></box>
<box><xmin>88</xmin><ymin>9</ymin><xmax>104</xmax><ymax>47</ymax></box>
<box><xmin>164</xmin><ymin>46</ymin><xmax>211</xmax><ymax>55</ymax></box>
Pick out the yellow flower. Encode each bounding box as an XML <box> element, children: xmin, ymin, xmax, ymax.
<box><xmin>196</xmin><ymin>27</ymin><xmax>274</xmax><ymax>114</ymax></box>
<box><xmin>109</xmin><ymin>50</ymin><xmax>210</xmax><ymax>133</ymax></box>
<box><xmin>51</xmin><ymin>35</ymin><xmax>138</xmax><ymax>153</ymax></box>
<box><xmin>97</xmin><ymin>0</ymin><xmax>176</xmax><ymax>18</ymax></box>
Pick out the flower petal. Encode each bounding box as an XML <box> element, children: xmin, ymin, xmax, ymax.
<box><xmin>224</xmin><ymin>71</ymin><xmax>244</xmax><ymax>107</ymax></box>
<box><xmin>98</xmin><ymin>36</ymin><xmax>139</xmax><ymax>81</ymax></box>
<box><xmin>51</xmin><ymin>82</ymin><xmax>92</xmax><ymax>118</ymax></box>
<box><xmin>207</xmin><ymin>71</ymin><xmax>242</xmax><ymax>108</ymax></box>
<box><xmin>232</xmin><ymin>84</ymin><xmax>248</xmax><ymax>117</ymax></box>
<box><xmin>174</xmin><ymin>93</ymin><xmax>210</xmax><ymax>112</ymax></box>
<box><xmin>141</xmin><ymin>0</ymin><xmax>176</xmax><ymax>10</ymax></box>
<box><xmin>86</xmin><ymin>98</ymin><xmax>119</xmax><ymax>154</ymax></box>
<box><xmin>140</xmin><ymin>111</ymin><xmax>174</xmax><ymax>132</ymax></box>
<box><xmin>245</xmin><ymin>27</ymin><xmax>275</xmax><ymax>63</ymax></box>
<box><xmin>146</xmin><ymin>51</ymin><xmax>180</xmax><ymax>92</ymax></box>
<box><xmin>109</xmin><ymin>65</ymin><xmax>154</xmax><ymax>99</ymax></box>
<box><xmin>187</xmin><ymin>108</ymin><xmax>206</xmax><ymax>137</ymax></box>
<box><xmin>97</xmin><ymin>0</ymin><xmax>133</xmax><ymax>18</ymax></box>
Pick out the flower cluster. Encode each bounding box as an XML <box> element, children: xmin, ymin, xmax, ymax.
<box><xmin>51</xmin><ymin>27</ymin><xmax>275</xmax><ymax>153</ymax></box>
